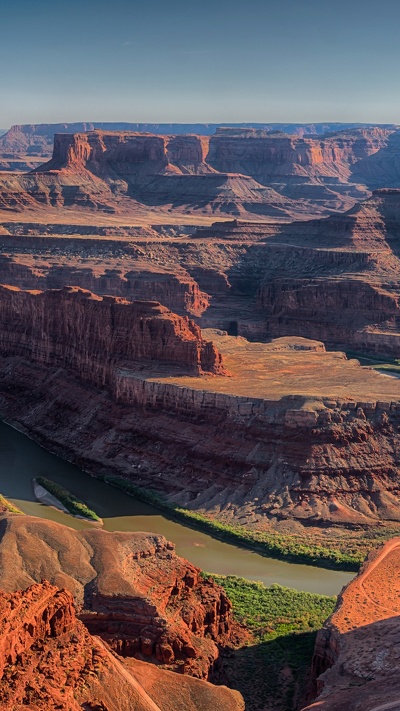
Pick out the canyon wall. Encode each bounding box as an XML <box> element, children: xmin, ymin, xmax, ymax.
<box><xmin>1</xmin><ymin>284</ymin><xmax>400</xmax><ymax>527</ymax></box>
<box><xmin>0</xmin><ymin>285</ymin><xmax>225</xmax><ymax>378</ymax></box>
<box><xmin>207</xmin><ymin>126</ymin><xmax>390</xmax><ymax>183</ymax></box>
<box><xmin>303</xmin><ymin>539</ymin><xmax>400</xmax><ymax>710</ymax></box>
<box><xmin>258</xmin><ymin>277</ymin><xmax>400</xmax><ymax>355</ymax></box>
<box><xmin>2</xmin><ymin>283</ymin><xmax>400</xmax><ymax>528</ymax></box>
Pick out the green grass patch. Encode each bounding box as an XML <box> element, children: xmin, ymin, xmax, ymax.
<box><xmin>207</xmin><ymin>574</ymin><xmax>336</xmax><ymax>638</ymax></box>
<box><xmin>0</xmin><ymin>494</ymin><xmax>24</xmax><ymax>515</ymax></box>
<box><xmin>35</xmin><ymin>477</ymin><xmax>101</xmax><ymax>521</ymax></box>
<box><xmin>345</xmin><ymin>350</ymin><xmax>400</xmax><ymax>372</ymax></box>
<box><xmin>99</xmin><ymin>474</ymin><xmax>362</xmax><ymax>571</ymax></box>
<box><xmin>207</xmin><ymin>574</ymin><xmax>336</xmax><ymax>711</ymax></box>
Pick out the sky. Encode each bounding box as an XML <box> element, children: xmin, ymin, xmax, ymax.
<box><xmin>1</xmin><ymin>0</ymin><xmax>400</xmax><ymax>127</ymax></box>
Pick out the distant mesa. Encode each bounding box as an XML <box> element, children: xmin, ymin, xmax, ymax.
<box><xmin>3</xmin><ymin>124</ymin><xmax>400</xmax><ymax>218</ymax></box>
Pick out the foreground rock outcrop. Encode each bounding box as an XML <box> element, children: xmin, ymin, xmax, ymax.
<box><xmin>0</xmin><ymin>516</ymin><xmax>245</xmax><ymax>679</ymax></box>
<box><xmin>0</xmin><ymin>580</ymin><xmax>244</xmax><ymax>711</ymax></box>
<box><xmin>303</xmin><ymin>538</ymin><xmax>400</xmax><ymax>710</ymax></box>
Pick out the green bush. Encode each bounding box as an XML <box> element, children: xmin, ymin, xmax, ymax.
<box><xmin>205</xmin><ymin>573</ymin><xmax>336</xmax><ymax>711</ymax></box>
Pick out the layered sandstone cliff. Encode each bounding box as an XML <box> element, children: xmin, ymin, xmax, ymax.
<box><xmin>255</xmin><ymin>189</ymin><xmax>400</xmax><ymax>355</ymax></box>
<box><xmin>0</xmin><ymin>517</ymin><xmax>245</xmax><ymax>679</ymax></box>
<box><xmin>0</xmin><ymin>579</ymin><xmax>244</xmax><ymax>711</ymax></box>
<box><xmin>0</xmin><ymin>122</ymin><xmax>380</xmax><ymax>160</ymax></box>
<box><xmin>303</xmin><ymin>539</ymin><xmax>400</xmax><ymax>710</ymax></box>
<box><xmin>0</xmin><ymin>284</ymin><xmax>225</xmax><ymax>377</ymax></box>
<box><xmin>1</xmin><ymin>285</ymin><xmax>400</xmax><ymax>527</ymax></box>
<box><xmin>208</xmin><ymin>126</ymin><xmax>390</xmax><ymax>184</ymax></box>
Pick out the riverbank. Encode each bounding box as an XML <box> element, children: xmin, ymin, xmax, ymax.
<box><xmin>0</xmin><ymin>419</ymin><xmax>352</xmax><ymax>595</ymax></box>
<box><xmin>101</xmin><ymin>475</ymin><xmax>363</xmax><ymax>571</ymax></box>
<box><xmin>0</xmin><ymin>415</ymin><xmax>374</xmax><ymax>572</ymax></box>
<box><xmin>0</xmin><ymin>493</ymin><xmax>23</xmax><ymax>515</ymax></box>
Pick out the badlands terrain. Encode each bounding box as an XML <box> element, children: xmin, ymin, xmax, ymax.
<box><xmin>2</xmin><ymin>122</ymin><xmax>400</xmax><ymax>709</ymax></box>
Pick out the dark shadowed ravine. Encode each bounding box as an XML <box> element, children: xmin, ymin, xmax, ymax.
<box><xmin>0</xmin><ymin>419</ymin><xmax>353</xmax><ymax>596</ymax></box>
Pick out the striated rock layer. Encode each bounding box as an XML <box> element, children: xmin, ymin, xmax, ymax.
<box><xmin>4</xmin><ymin>189</ymin><xmax>400</xmax><ymax>358</ymax></box>
<box><xmin>0</xmin><ymin>517</ymin><xmax>245</xmax><ymax>679</ymax></box>
<box><xmin>0</xmin><ymin>579</ymin><xmax>244</xmax><ymax>711</ymax></box>
<box><xmin>303</xmin><ymin>538</ymin><xmax>400</xmax><ymax>710</ymax></box>
<box><xmin>1</xmin><ymin>121</ymin><xmax>384</xmax><ymax>159</ymax></box>
<box><xmin>6</xmin><ymin>124</ymin><xmax>400</xmax><ymax>219</ymax></box>
<box><xmin>2</xmin><ymin>284</ymin><xmax>400</xmax><ymax>527</ymax></box>
<box><xmin>0</xmin><ymin>284</ymin><xmax>225</xmax><ymax>377</ymax></box>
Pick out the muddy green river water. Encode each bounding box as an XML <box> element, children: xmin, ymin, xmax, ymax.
<box><xmin>0</xmin><ymin>420</ymin><xmax>353</xmax><ymax>596</ymax></box>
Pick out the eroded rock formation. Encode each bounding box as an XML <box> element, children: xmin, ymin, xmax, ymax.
<box><xmin>0</xmin><ymin>284</ymin><xmax>225</xmax><ymax>377</ymax></box>
<box><xmin>0</xmin><ymin>517</ymin><xmax>245</xmax><ymax>679</ymax></box>
<box><xmin>0</xmin><ymin>122</ymin><xmax>380</xmax><ymax>160</ymax></box>
<box><xmin>0</xmin><ymin>579</ymin><xmax>244</xmax><ymax>711</ymax></box>
<box><xmin>6</xmin><ymin>125</ymin><xmax>400</xmax><ymax>218</ymax></box>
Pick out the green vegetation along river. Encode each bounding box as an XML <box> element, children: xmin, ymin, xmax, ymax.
<box><xmin>0</xmin><ymin>420</ymin><xmax>353</xmax><ymax>596</ymax></box>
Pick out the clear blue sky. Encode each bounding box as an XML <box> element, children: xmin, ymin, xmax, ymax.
<box><xmin>1</xmin><ymin>0</ymin><xmax>400</xmax><ymax>127</ymax></box>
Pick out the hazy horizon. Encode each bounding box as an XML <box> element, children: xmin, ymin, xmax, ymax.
<box><xmin>2</xmin><ymin>0</ymin><xmax>400</xmax><ymax>127</ymax></box>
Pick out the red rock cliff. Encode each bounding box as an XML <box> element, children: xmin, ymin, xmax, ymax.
<box><xmin>41</xmin><ymin>131</ymin><xmax>212</xmax><ymax>175</ymax></box>
<box><xmin>0</xmin><ymin>519</ymin><xmax>246</xmax><ymax>679</ymax></box>
<box><xmin>0</xmin><ymin>579</ymin><xmax>245</xmax><ymax>710</ymax></box>
<box><xmin>0</xmin><ymin>284</ymin><xmax>226</xmax><ymax>380</ymax></box>
<box><xmin>207</xmin><ymin>126</ymin><xmax>393</xmax><ymax>184</ymax></box>
<box><xmin>304</xmin><ymin>538</ymin><xmax>400</xmax><ymax>710</ymax></box>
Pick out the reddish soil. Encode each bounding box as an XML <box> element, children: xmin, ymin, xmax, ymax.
<box><xmin>304</xmin><ymin>538</ymin><xmax>400</xmax><ymax>710</ymax></box>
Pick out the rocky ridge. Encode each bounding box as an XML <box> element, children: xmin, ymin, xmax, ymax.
<box><xmin>0</xmin><ymin>517</ymin><xmax>245</xmax><ymax>679</ymax></box>
<box><xmin>303</xmin><ymin>538</ymin><xmax>400</xmax><ymax>710</ymax></box>
<box><xmin>0</xmin><ymin>579</ymin><xmax>244</xmax><ymax>710</ymax></box>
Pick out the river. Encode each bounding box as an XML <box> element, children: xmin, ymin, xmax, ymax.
<box><xmin>0</xmin><ymin>420</ymin><xmax>353</xmax><ymax>596</ymax></box>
